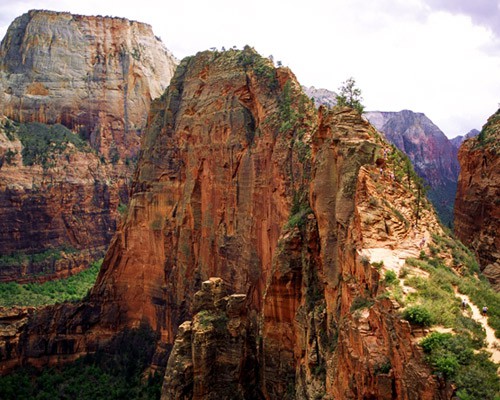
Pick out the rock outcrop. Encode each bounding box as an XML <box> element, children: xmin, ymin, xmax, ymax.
<box><xmin>454</xmin><ymin>110</ymin><xmax>500</xmax><ymax>290</ymax></box>
<box><xmin>0</xmin><ymin>10</ymin><xmax>177</xmax><ymax>281</ymax></box>
<box><xmin>0</xmin><ymin>48</ymin><xmax>454</xmax><ymax>399</ymax></box>
<box><xmin>0</xmin><ymin>9</ymin><xmax>177</xmax><ymax>159</ymax></box>
<box><xmin>302</xmin><ymin>87</ymin><xmax>460</xmax><ymax>227</ymax></box>
<box><xmin>366</xmin><ymin>110</ymin><xmax>460</xmax><ymax>226</ymax></box>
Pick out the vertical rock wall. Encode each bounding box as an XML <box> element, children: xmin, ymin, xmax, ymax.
<box><xmin>454</xmin><ymin>110</ymin><xmax>500</xmax><ymax>290</ymax></box>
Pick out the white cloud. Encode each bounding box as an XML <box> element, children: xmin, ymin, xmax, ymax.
<box><xmin>0</xmin><ymin>0</ymin><xmax>498</xmax><ymax>137</ymax></box>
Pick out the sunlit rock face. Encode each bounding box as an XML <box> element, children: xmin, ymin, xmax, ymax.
<box><xmin>1</xmin><ymin>48</ymin><xmax>453</xmax><ymax>399</ymax></box>
<box><xmin>0</xmin><ymin>9</ymin><xmax>177</xmax><ymax>159</ymax></box>
<box><xmin>0</xmin><ymin>10</ymin><xmax>178</xmax><ymax>281</ymax></box>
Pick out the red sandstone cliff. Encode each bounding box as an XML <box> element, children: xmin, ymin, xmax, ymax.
<box><xmin>1</xmin><ymin>48</ymin><xmax>454</xmax><ymax>399</ymax></box>
<box><xmin>0</xmin><ymin>10</ymin><xmax>177</xmax><ymax>281</ymax></box>
<box><xmin>454</xmin><ymin>109</ymin><xmax>500</xmax><ymax>290</ymax></box>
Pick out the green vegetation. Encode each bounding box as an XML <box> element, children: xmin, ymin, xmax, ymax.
<box><xmin>0</xmin><ymin>259</ymin><xmax>101</xmax><ymax>307</ymax></box>
<box><xmin>4</xmin><ymin>149</ymin><xmax>18</xmax><ymax>165</ymax></box>
<box><xmin>403</xmin><ymin>305</ymin><xmax>433</xmax><ymax>326</ymax></box>
<box><xmin>117</xmin><ymin>202</ymin><xmax>128</xmax><ymax>216</ymax></box>
<box><xmin>429</xmin><ymin>234</ymin><xmax>500</xmax><ymax>337</ymax></box>
<box><xmin>0</xmin><ymin>246</ymin><xmax>78</xmax><ymax>268</ymax></box>
<box><xmin>237</xmin><ymin>45</ymin><xmax>278</xmax><ymax>91</ymax></box>
<box><xmin>397</xmin><ymin>232</ymin><xmax>500</xmax><ymax>398</ymax></box>
<box><xmin>421</xmin><ymin>332</ymin><xmax>499</xmax><ymax>399</ymax></box>
<box><xmin>371</xmin><ymin>260</ymin><xmax>384</xmax><ymax>270</ymax></box>
<box><xmin>197</xmin><ymin>309</ymin><xmax>229</xmax><ymax>331</ymax></box>
<box><xmin>0</xmin><ymin>324</ymin><xmax>162</xmax><ymax>400</ymax></box>
<box><xmin>17</xmin><ymin>122</ymin><xmax>90</xmax><ymax>168</ymax></box>
<box><xmin>384</xmin><ymin>270</ymin><xmax>398</xmax><ymax>285</ymax></box>
<box><xmin>335</xmin><ymin>77</ymin><xmax>364</xmax><ymax>114</ymax></box>
<box><xmin>475</xmin><ymin>108</ymin><xmax>499</xmax><ymax>148</ymax></box>
<box><xmin>2</xmin><ymin>118</ymin><xmax>18</xmax><ymax>140</ymax></box>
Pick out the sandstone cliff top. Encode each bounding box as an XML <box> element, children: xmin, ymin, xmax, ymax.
<box><xmin>21</xmin><ymin>9</ymin><xmax>153</xmax><ymax>29</ymax></box>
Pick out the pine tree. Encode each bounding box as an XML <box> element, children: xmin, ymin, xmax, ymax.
<box><xmin>336</xmin><ymin>77</ymin><xmax>364</xmax><ymax>114</ymax></box>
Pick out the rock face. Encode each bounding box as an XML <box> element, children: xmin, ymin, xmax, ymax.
<box><xmin>455</xmin><ymin>110</ymin><xmax>500</xmax><ymax>290</ymax></box>
<box><xmin>0</xmin><ymin>118</ymin><xmax>125</xmax><ymax>281</ymax></box>
<box><xmin>0</xmin><ymin>49</ymin><xmax>453</xmax><ymax>399</ymax></box>
<box><xmin>0</xmin><ymin>10</ymin><xmax>177</xmax><ymax>281</ymax></box>
<box><xmin>0</xmin><ymin>9</ymin><xmax>177</xmax><ymax>159</ymax></box>
<box><xmin>301</xmin><ymin>88</ymin><xmax>461</xmax><ymax>227</ymax></box>
<box><xmin>365</xmin><ymin>110</ymin><xmax>460</xmax><ymax>226</ymax></box>
<box><xmin>161</xmin><ymin>278</ymin><xmax>259</xmax><ymax>400</ymax></box>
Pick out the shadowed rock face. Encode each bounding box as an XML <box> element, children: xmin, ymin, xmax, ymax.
<box><xmin>1</xmin><ymin>49</ymin><xmax>453</xmax><ymax>399</ymax></box>
<box><xmin>0</xmin><ymin>10</ymin><xmax>177</xmax><ymax>281</ymax></box>
<box><xmin>455</xmin><ymin>110</ymin><xmax>500</xmax><ymax>290</ymax></box>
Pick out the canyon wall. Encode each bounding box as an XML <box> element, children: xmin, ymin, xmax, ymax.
<box><xmin>1</xmin><ymin>49</ymin><xmax>453</xmax><ymax>399</ymax></box>
<box><xmin>302</xmin><ymin>86</ymin><xmax>461</xmax><ymax>227</ymax></box>
<box><xmin>0</xmin><ymin>10</ymin><xmax>177</xmax><ymax>281</ymax></box>
<box><xmin>0</xmin><ymin>9</ymin><xmax>177</xmax><ymax>159</ymax></box>
<box><xmin>455</xmin><ymin>109</ymin><xmax>500</xmax><ymax>290</ymax></box>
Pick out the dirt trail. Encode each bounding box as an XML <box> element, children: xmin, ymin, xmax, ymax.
<box><xmin>361</xmin><ymin>246</ymin><xmax>500</xmax><ymax>366</ymax></box>
<box><xmin>458</xmin><ymin>293</ymin><xmax>500</xmax><ymax>364</ymax></box>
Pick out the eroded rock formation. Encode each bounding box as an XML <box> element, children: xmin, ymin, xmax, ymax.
<box><xmin>0</xmin><ymin>9</ymin><xmax>177</xmax><ymax>159</ymax></box>
<box><xmin>0</xmin><ymin>10</ymin><xmax>177</xmax><ymax>281</ymax></box>
<box><xmin>0</xmin><ymin>48</ymin><xmax>453</xmax><ymax>399</ymax></box>
<box><xmin>366</xmin><ymin>110</ymin><xmax>460</xmax><ymax>226</ymax></box>
<box><xmin>455</xmin><ymin>109</ymin><xmax>500</xmax><ymax>290</ymax></box>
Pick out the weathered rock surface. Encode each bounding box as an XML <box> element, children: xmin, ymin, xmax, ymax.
<box><xmin>0</xmin><ymin>10</ymin><xmax>177</xmax><ymax>281</ymax></box>
<box><xmin>365</xmin><ymin>110</ymin><xmax>460</xmax><ymax>226</ymax></box>
<box><xmin>0</xmin><ymin>9</ymin><xmax>177</xmax><ymax>159</ymax></box>
<box><xmin>162</xmin><ymin>278</ymin><xmax>259</xmax><ymax>400</ymax></box>
<box><xmin>302</xmin><ymin>87</ymin><xmax>461</xmax><ymax>227</ymax></box>
<box><xmin>0</xmin><ymin>117</ymin><xmax>125</xmax><ymax>281</ymax></box>
<box><xmin>0</xmin><ymin>49</ymin><xmax>453</xmax><ymax>399</ymax></box>
<box><xmin>455</xmin><ymin>110</ymin><xmax>500</xmax><ymax>290</ymax></box>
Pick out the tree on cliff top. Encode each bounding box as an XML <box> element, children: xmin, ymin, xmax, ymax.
<box><xmin>336</xmin><ymin>77</ymin><xmax>364</xmax><ymax>114</ymax></box>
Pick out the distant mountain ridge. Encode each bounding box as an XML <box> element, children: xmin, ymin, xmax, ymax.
<box><xmin>450</xmin><ymin>129</ymin><xmax>480</xmax><ymax>149</ymax></box>
<box><xmin>302</xmin><ymin>86</ymin><xmax>337</xmax><ymax>108</ymax></box>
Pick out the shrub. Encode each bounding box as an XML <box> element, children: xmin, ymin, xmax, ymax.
<box><xmin>17</xmin><ymin>122</ymin><xmax>89</xmax><ymax>168</ymax></box>
<box><xmin>420</xmin><ymin>332</ymin><xmax>500</xmax><ymax>398</ymax></box>
<box><xmin>384</xmin><ymin>270</ymin><xmax>398</xmax><ymax>285</ymax></box>
<box><xmin>403</xmin><ymin>305</ymin><xmax>433</xmax><ymax>326</ymax></box>
<box><xmin>371</xmin><ymin>260</ymin><xmax>384</xmax><ymax>270</ymax></box>
<box><xmin>0</xmin><ymin>259</ymin><xmax>102</xmax><ymax>307</ymax></box>
<box><xmin>0</xmin><ymin>324</ymin><xmax>162</xmax><ymax>400</ymax></box>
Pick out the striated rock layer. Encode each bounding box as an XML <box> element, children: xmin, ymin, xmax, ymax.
<box><xmin>1</xmin><ymin>49</ymin><xmax>452</xmax><ymax>399</ymax></box>
<box><xmin>0</xmin><ymin>9</ymin><xmax>177</xmax><ymax>159</ymax></box>
<box><xmin>454</xmin><ymin>109</ymin><xmax>500</xmax><ymax>290</ymax></box>
<box><xmin>0</xmin><ymin>10</ymin><xmax>177</xmax><ymax>281</ymax></box>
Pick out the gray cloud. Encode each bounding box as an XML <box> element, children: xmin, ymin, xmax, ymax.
<box><xmin>423</xmin><ymin>0</ymin><xmax>500</xmax><ymax>36</ymax></box>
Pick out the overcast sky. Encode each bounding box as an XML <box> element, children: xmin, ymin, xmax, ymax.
<box><xmin>1</xmin><ymin>0</ymin><xmax>499</xmax><ymax>138</ymax></box>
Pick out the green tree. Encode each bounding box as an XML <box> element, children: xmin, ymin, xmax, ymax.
<box><xmin>336</xmin><ymin>77</ymin><xmax>364</xmax><ymax>114</ymax></box>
